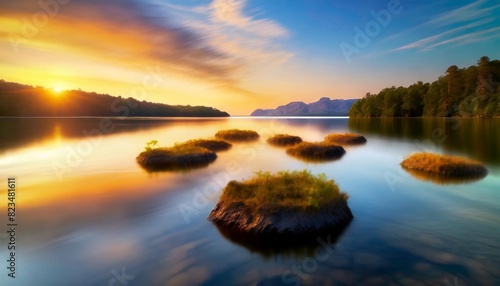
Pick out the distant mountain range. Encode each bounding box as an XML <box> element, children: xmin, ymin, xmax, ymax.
<box><xmin>251</xmin><ymin>97</ymin><xmax>358</xmax><ymax>116</ymax></box>
<box><xmin>0</xmin><ymin>80</ymin><xmax>229</xmax><ymax>117</ymax></box>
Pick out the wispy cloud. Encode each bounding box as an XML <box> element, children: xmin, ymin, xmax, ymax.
<box><xmin>0</xmin><ymin>0</ymin><xmax>242</xmax><ymax>85</ymax></box>
<box><xmin>0</xmin><ymin>0</ymin><xmax>294</xmax><ymax>91</ymax></box>
<box><xmin>162</xmin><ymin>0</ymin><xmax>293</xmax><ymax>69</ymax></box>
<box><xmin>424</xmin><ymin>26</ymin><xmax>500</xmax><ymax>50</ymax></box>
<box><xmin>389</xmin><ymin>0</ymin><xmax>500</xmax><ymax>52</ymax></box>
<box><xmin>427</xmin><ymin>0</ymin><xmax>490</xmax><ymax>26</ymax></box>
<box><xmin>209</xmin><ymin>0</ymin><xmax>289</xmax><ymax>38</ymax></box>
<box><xmin>392</xmin><ymin>18</ymin><xmax>493</xmax><ymax>52</ymax></box>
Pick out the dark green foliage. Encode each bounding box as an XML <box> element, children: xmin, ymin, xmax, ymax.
<box><xmin>402</xmin><ymin>82</ymin><xmax>428</xmax><ymax>117</ymax></box>
<box><xmin>349</xmin><ymin>56</ymin><xmax>500</xmax><ymax>118</ymax></box>
<box><xmin>496</xmin><ymin>91</ymin><xmax>500</xmax><ymax>116</ymax></box>
<box><xmin>0</xmin><ymin>80</ymin><xmax>230</xmax><ymax>117</ymax></box>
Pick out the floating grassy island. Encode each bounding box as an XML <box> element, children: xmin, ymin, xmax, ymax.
<box><xmin>215</xmin><ymin>129</ymin><xmax>260</xmax><ymax>142</ymax></box>
<box><xmin>286</xmin><ymin>142</ymin><xmax>345</xmax><ymax>161</ymax></box>
<box><xmin>267</xmin><ymin>134</ymin><xmax>303</xmax><ymax>147</ymax></box>
<box><xmin>401</xmin><ymin>152</ymin><xmax>487</xmax><ymax>178</ymax></box>
<box><xmin>136</xmin><ymin>143</ymin><xmax>216</xmax><ymax>171</ymax></box>
<box><xmin>209</xmin><ymin>170</ymin><xmax>353</xmax><ymax>240</ymax></box>
<box><xmin>185</xmin><ymin>139</ymin><xmax>232</xmax><ymax>152</ymax></box>
<box><xmin>324</xmin><ymin>133</ymin><xmax>367</xmax><ymax>145</ymax></box>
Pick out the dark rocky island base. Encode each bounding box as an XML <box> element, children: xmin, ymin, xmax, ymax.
<box><xmin>401</xmin><ymin>152</ymin><xmax>487</xmax><ymax>179</ymax></box>
<box><xmin>208</xmin><ymin>170</ymin><xmax>353</xmax><ymax>244</ymax></box>
<box><xmin>325</xmin><ymin>133</ymin><xmax>367</xmax><ymax>145</ymax></box>
<box><xmin>209</xmin><ymin>200</ymin><xmax>353</xmax><ymax>239</ymax></box>
<box><xmin>212</xmin><ymin>218</ymin><xmax>350</xmax><ymax>256</ymax></box>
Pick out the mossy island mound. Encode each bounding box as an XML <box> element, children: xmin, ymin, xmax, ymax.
<box><xmin>185</xmin><ymin>139</ymin><xmax>232</xmax><ymax>152</ymax></box>
<box><xmin>286</xmin><ymin>142</ymin><xmax>345</xmax><ymax>162</ymax></box>
<box><xmin>324</xmin><ymin>133</ymin><xmax>367</xmax><ymax>145</ymax></box>
<box><xmin>136</xmin><ymin>144</ymin><xmax>216</xmax><ymax>172</ymax></box>
<box><xmin>215</xmin><ymin>129</ymin><xmax>260</xmax><ymax>142</ymax></box>
<box><xmin>401</xmin><ymin>152</ymin><xmax>487</xmax><ymax>179</ymax></box>
<box><xmin>208</xmin><ymin>170</ymin><xmax>353</xmax><ymax>241</ymax></box>
<box><xmin>267</xmin><ymin>134</ymin><xmax>303</xmax><ymax>147</ymax></box>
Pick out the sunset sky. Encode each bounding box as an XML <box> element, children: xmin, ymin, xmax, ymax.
<box><xmin>1</xmin><ymin>0</ymin><xmax>500</xmax><ymax>115</ymax></box>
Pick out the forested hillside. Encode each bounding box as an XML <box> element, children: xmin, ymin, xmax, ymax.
<box><xmin>0</xmin><ymin>80</ymin><xmax>230</xmax><ymax>117</ymax></box>
<box><xmin>349</xmin><ymin>56</ymin><xmax>500</xmax><ymax>117</ymax></box>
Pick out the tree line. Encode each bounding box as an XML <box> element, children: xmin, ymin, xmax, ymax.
<box><xmin>0</xmin><ymin>80</ymin><xmax>230</xmax><ymax>117</ymax></box>
<box><xmin>349</xmin><ymin>56</ymin><xmax>500</xmax><ymax>117</ymax></box>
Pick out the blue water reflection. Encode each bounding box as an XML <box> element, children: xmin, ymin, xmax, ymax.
<box><xmin>0</xmin><ymin>118</ymin><xmax>498</xmax><ymax>285</ymax></box>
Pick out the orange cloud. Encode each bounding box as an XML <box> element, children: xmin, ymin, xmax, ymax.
<box><xmin>1</xmin><ymin>0</ymin><xmax>245</xmax><ymax>86</ymax></box>
<box><xmin>0</xmin><ymin>0</ymin><xmax>325</xmax><ymax>115</ymax></box>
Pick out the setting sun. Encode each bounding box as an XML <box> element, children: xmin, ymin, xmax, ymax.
<box><xmin>50</xmin><ymin>86</ymin><xmax>65</xmax><ymax>95</ymax></box>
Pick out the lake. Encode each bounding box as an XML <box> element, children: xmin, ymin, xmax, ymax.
<box><xmin>0</xmin><ymin>117</ymin><xmax>499</xmax><ymax>286</ymax></box>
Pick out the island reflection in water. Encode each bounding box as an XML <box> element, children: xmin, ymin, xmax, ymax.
<box><xmin>0</xmin><ymin>117</ymin><xmax>499</xmax><ymax>285</ymax></box>
<box><xmin>401</xmin><ymin>166</ymin><xmax>488</xmax><ymax>185</ymax></box>
<box><xmin>213</xmin><ymin>221</ymin><xmax>352</xmax><ymax>259</ymax></box>
<box><xmin>348</xmin><ymin>117</ymin><xmax>500</xmax><ymax>166</ymax></box>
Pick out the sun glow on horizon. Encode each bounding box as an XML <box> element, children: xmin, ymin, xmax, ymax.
<box><xmin>50</xmin><ymin>85</ymin><xmax>66</xmax><ymax>96</ymax></box>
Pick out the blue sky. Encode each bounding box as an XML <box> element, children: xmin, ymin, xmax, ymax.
<box><xmin>161</xmin><ymin>0</ymin><xmax>500</xmax><ymax>111</ymax></box>
<box><xmin>1</xmin><ymin>0</ymin><xmax>500</xmax><ymax>114</ymax></box>
<box><xmin>248</xmin><ymin>0</ymin><xmax>500</xmax><ymax>76</ymax></box>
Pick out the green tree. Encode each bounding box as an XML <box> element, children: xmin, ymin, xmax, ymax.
<box><xmin>361</xmin><ymin>95</ymin><xmax>377</xmax><ymax>117</ymax></box>
<box><xmin>349</xmin><ymin>98</ymin><xmax>363</xmax><ymax>117</ymax></box>
<box><xmin>348</xmin><ymin>56</ymin><xmax>500</xmax><ymax>118</ymax></box>
<box><xmin>423</xmin><ymin>81</ymin><xmax>441</xmax><ymax>116</ymax></box>
<box><xmin>380</xmin><ymin>87</ymin><xmax>404</xmax><ymax>117</ymax></box>
<box><xmin>477</xmin><ymin>56</ymin><xmax>491</xmax><ymax>79</ymax></box>
<box><xmin>402</xmin><ymin>82</ymin><xmax>426</xmax><ymax>116</ymax></box>
<box><xmin>440</xmin><ymin>65</ymin><xmax>464</xmax><ymax>115</ymax></box>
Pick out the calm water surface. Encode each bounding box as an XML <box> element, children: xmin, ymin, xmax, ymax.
<box><xmin>0</xmin><ymin>117</ymin><xmax>499</xmax><ymax>285</ymax></box>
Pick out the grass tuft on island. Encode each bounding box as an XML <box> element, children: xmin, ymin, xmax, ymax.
<box><xmin>136</xmin><ymin>144</ymin><xmax>216</xmax><ymax>171</ymax></box>
<box><xmin>267</xmin><ymin>134</ymin><xmax>302</xmax><ymax>147</ymax></box>
<box><xmin>324</xmin><ymin>133</ymin><xmax>367</xmax><ymax>145</ymax></box>
<box><xmin>401</xmin><ymin>152</ymin><xmax>487</xmax><ymax>178</ymax></box>
<box><xmin>215</xmin><ymin>129</ymin><xmax>260</xmax><ymax>142</ymax></box>
<box><xmin>220</xmin><ymin>170</ymin><xmax>348</xmax><ymax>211</ymax></box>
<box><xmin>209</xmin><ymin>170</ymin><xmax>353</xmax><ymax>239</ymax></box>
<box><xmin>185</xmin><ymin>139</ymin><xmax>232</xmax><ymax>152</ymax></box>
<box><xmin>286</xmin><ymin>142</ymin><xmax>345</xmax><ymax>161</ymax></box>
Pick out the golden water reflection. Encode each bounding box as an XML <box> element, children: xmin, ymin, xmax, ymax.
<box><xmin>0</xmin><ymin>118</ymin><xmax>498</xmax><ymax>285</ymax></box>
<box><xmin>349</xmin><ymin>118</ymin><xmax>500</xmax><ymax>166</ymax></box>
